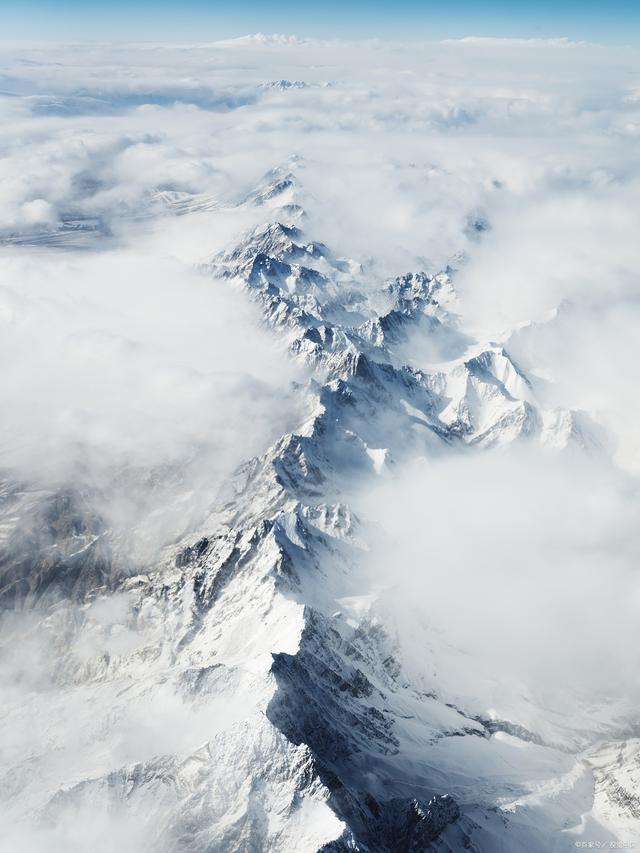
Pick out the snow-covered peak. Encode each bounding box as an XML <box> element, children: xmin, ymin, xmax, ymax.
<box><xmin>1</xmin><ymin>164</ymin><xmax>631</xmax><ymax>853</ymax></box>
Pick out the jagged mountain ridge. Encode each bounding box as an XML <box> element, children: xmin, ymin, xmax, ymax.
<box><xmin>0</xmin><ymin>163</ymin><xmax>635</xmax><ymax>853</ymax></box>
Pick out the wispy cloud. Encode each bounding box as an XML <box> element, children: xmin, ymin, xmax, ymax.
<box><xmin>1</xmin><ymin>34</ymin><xmax>640</xmax><ymax>850</ymax></box>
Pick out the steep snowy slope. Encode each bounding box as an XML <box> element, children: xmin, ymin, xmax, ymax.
<box><xmin>0</xmin><ymin>164</ymin><xmax>637</xmax><ymax>853</ymax></box>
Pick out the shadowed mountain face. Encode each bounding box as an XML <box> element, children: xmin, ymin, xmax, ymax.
<box><xmin>0</xmin><ymin>154</ymin><xmax>638</xmax><ymax>853</ymax></box>
<box><xmin>0</xmin><ymin>483</ymin><xmax>113</xmax><ymax>609</ymax></box>
<box><xmin>0</xmin><ymin>159</ymin><xmax>628</xmax><ymax>852</ymax></box>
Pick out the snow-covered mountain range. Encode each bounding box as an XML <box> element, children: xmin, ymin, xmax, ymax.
<box><xmin>2</xmin><ymin>157</ymin><xmax>638</xmax><ymax>853</ymax></box>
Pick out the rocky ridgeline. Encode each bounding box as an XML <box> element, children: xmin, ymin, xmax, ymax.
<box><xmin>0</xmin><ymin>164</ymin><xmax>623</xmax><ymax>853</ymax></box>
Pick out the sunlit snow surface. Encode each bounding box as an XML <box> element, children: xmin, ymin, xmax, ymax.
<box><xmin>1</xmin><ymin>37</ymin><xmax>640</xmax><ymax>852</ymax></box>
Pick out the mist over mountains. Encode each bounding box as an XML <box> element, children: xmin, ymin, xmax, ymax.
<box><xmin>1</xmin><ymin>36</ymin><xmax>640</xmax><ymax>852</ymax></box>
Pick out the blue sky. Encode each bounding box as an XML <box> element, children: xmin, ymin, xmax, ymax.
<box><xmin>0</xmin><ymin>0</ymin><xmax>638</xmax><ymax>43</ymax></box>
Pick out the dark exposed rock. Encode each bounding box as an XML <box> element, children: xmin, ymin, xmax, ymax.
<box><xmin>0</xmin><ymin>484</ymin><xmax>115</xmax><ymax>608</ymax></box>
<box><xmin>175</xmin><ymin>537</ymin><xmax>210</xmax><ymax>568</ymax></box>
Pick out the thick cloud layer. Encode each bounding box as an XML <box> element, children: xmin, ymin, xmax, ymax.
<box><xmin>0</xmin><ymin>247</ymin><xmax>299</xmax><ymax>478</ymax></box>
<box><xmin>1</xmin><ymin>34</ymin><xmax>640</xmax><ymax>850</ymax></box>
<box><xmin>356</xmin><ymin>449</ymin><xmax>640</xmax><ymax>742</ymax></box>
<box><xmin>1</xmin><ymin>25</ymin><xmax>639</xmax><ymax>681</ymax></box>
<box><xmin>0</xmin><ymin>241</ymin><xmax>304</xmax><ymax>561</ymax></box>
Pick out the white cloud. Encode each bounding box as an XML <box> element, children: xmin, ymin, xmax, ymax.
<box><xmin>442</xmin><ymin>36</ymin><xmax>601</xmax><ymax>48</ymax></box>
<box><xmin>1</xmin><ymin>34</ymin><xmax>640</xmax><ymax>850</ymax></box>
<box><xmin>0</xmin><ymin>239</ymin><xmax>304</xmax><ymax>557</ymax></box>
<box><xmin>355</xmin><ymin>449</ymin><xmax>640</xmax><ymax>735</ymax></box>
